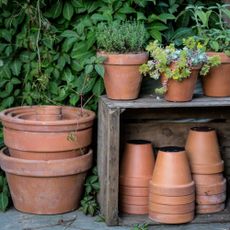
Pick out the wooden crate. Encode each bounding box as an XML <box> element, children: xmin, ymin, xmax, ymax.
<box><xmin>97</xmin><ymin>95</ymin><xmax>230</xmax><ymax>226</ymax></box>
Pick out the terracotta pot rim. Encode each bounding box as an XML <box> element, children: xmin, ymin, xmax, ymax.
<box><xmin>126</xmin><ymin>140</ymin><xmax>152</xmax><ymax>145</ymax></box>
<box><xmin>196</xmin><ymin>203</ymin><xmax>225</xmax><ymax>214</ymax></box>
<box><xmin>159</xmin><ymin>146</ymin><xmax>185</xmax><ymax>153</ymax></box>
<box><xmin>0</xmin><ymin>147</ymin><xmax>93</xmax><ymax>177</ymax></box>
<box><xmin>120</xmin><ymin>176</ymin><xmax>151</xmax><ymax>187</ymax></box>
<box><xmin>196</xmin><ymin>192</ymin><xmax>226</xmax><ymax>205</ymax></box>
<box><xmin>196</xmin><ymin>178</ymin><xmax>226</xmax><ymax>190</ymax></box>
<box><xmin>190</xmin><ymin>126</ymin><xmax>215</xmax><ymax>132</ymax></box>
<box><xmin>0</xmin><ymin>106</ymin><xmax>96</xmax><ymax>127</ymax></box>
<box><xmin>190</xmin><ymin>160</ymin><xmax>224</xmax><ymax>174</ymax></box>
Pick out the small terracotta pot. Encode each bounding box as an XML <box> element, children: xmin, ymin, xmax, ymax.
<box><xmin>119</xmin><ymin>203</ymin><xmax>148</xmax><ymax>215</ymax></box>
<box><xmin>151</xmin><ymin>146</ymin><xmax>194</xmax><ymax>196</ymax></box>
<box><xmin>97</xmin><ymin>52</ymin><xmax>148</xmax><ymax>100</ymax></box>
<box><xmin>202</xmin><ymin>52</ymin><xmax>230</xmax><ymax>97</ymax></box>
<box><xmin>192</xmin><ymin>173</ymin><xmax>224</xmax><ymax>185</ymax></box>
<box><xmin>162</xmin><ymin>65</ymin><xmax>200</xmax><ymax>102</ymax></box>
<box><xmin>0</xmin><ymin>148</ymin><xmax>93</xmax><ymax>214</ymax></box>
<box><xmin>196</xmin><ymin>203</ymin><xmax>225</xmax><ymax>214</ymax></box>
<box><xmin>120</xmin><ymin>140</ymin><xmax>154</xmax><ymax>187</ymax></box>
<box><xmin>196</xmin><ymin>178</ymin><xmax>226</xmax><ymax>195</ymax></box>
<box><xmin>119</xmin><ymin>194</ymin><xmax>148</xmax><ymax>206</ymax></box>
<box><xmin>149</xmin><ymin>202</ymin><xmax>195</xmax><ymax>214</ymax></box>
<box><xmin>149</xmin><ymin>211</ymin><xmax>194</xmax><ymax>224</ymax></box>
<box><xmin>185</xmin><ymin>127</ymin><xmax>223</xmax><ymax>174</ymax></box>
<box><xmin>119</xmin><ymin>185</ymin><xmax>149</xmax><ymax>197</ymax></box>
<box><xmin>196</xmin><ymin>192</ymin><xmax>226</xmax><ymax>205</ymax></box>
<box><xmin>149</xmin><ymin>192</ymin><xmax>195</xmax><ymax>205</ymax></box>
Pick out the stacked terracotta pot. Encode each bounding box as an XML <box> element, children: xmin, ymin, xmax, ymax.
<box><xmin>149</xmin><ymin>146</ymin><xmax>195</xmax><ymax>224</ymax></box>
<box><xmin>0</xmin><ymin>105</ymin><xmax>95</xmax><ymax>214</ymax></box>
<box><xmin>119</xmin><ymin>140</ymin><xmax>155</xmax><ymax>214</ymax></box>
<box><xmin>186</xmin><ymin>127</ymin><xmax>226</xmax><ymax>214</ymax></box>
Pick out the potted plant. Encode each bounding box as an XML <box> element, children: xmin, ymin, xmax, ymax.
<box><xmin>140</xmin><ymin>37</ymin><xmax>220</xmax><ymax>102</ymax></box>
<box><xmin>96</xmin><ymin>20</ymin><xmax>148</xmax><ymax>100</ymax></box>
<box><xmin>186</xmin><ymin>4</ymin><xmax>230</xmax><ymax>97</ymax></box>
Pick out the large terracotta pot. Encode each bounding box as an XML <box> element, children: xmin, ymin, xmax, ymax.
<box><xmin>162</xmin><ymin>65</ymin><xmax>200</xmax><ymax>102</ymax></box>
<box><xmin>97</xmin><ymin>52</ymin><xmax>148</xmax><ymax>100</ymax></box>
<box><xmin>0</xmin><ymin>106</ymin><xmax>95</xmax><ymax>160</ymax></box>
<box><xmin>0</xmin><ymin>148</ymin><xmax>93</xmax><ymax>214</ymax></box>
<box><xmin>151</xmin><ymin>146</ymin><xmax>194</xmax><ymax>196</ymax></box>
<box><xmin>202</xmin><ymin>52</ymin><xmax>230</xmax><ymax>97</ymax></box>
<box><xmin>185</xmin><ymin>127</ymin><xmax>224</xmax><ymax>174</ymax></box>
<box><xmin>120</xmin><ymin>140</ymin><xmax>155</xmax><ymax>187</ymax></box>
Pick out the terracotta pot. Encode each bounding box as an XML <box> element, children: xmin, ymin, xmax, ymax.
<box><xmin>119</xmin><ymin>194</ymin><xmax>148</xmax><ymax>206</ymax></box>
<box><xmin>202</xmin><ymin>52</ymin><xmax>230</xmax><ymax>97</ymax></box>
<box><xmin>192</xmin><ymin>173</ymin><xmax>224</xmax><ymax>185</ymax></box>
<box><xmin>120</xmin><ymin>140</ymin><xmax>155</xmax><ymax>187</ymax></box>
<box><xmin>196</xmin><ymin>192</ymin><xmax>226</xmax><ymax>205</ymax></box>
<box><xmin>149</xmin><ymin>202</ymin><xmax>195</xmax><ymax>214</ymax></box>
<box><xmin>196</xmin><ymin>178</ymin><xmax>226</xmax><ymax>195</ymax></box>
<box><xmin>119</xmin><ymin>185</ymin><xmax>149</xmax><ymax>197</ymax></box>
<box><xmin>119</xmin><ymin>203</ymin><xmax>148</xmax><ymax>215</ymax></box>
<box><xmin>196</xmin><ymin>203</ymin><xmax>225</xmax><ymax>214</ymax></box>
<box><xmin>185</xmin><ymin>127</ymin><xmax>223</xmax><ymax>174</ymax></box>
<box><xmin>97</xmin><ymin>52</ymin><xmax>148</xmax><ymax>100</ymax></box>
<box><xmin>151</xmin><ymin>146</ymin><xmax>194</xmax><ymax>196</ymax></box>
<box><xmin>149</xmin><ymin>192</ymin><xmax>195</xmax><ymax>205</ymax></box>
<box><xmin>0</xmin><ymin>148</ymin><xmax>93</xmax><ymax>214</ymax></box>
<box><xmin>149</xmin><ymin>211</ymin><xmax>194</xmax><ymax>224</ymax></box>
<box><xmin>162</xmin><ymin>65</ymin><xmax>200</xmax><ymax>102</ymax></box>
<box><xmin>0</xmin><ymin>106</ymin><xmax>95</xmax><ymax>160</ymax></box>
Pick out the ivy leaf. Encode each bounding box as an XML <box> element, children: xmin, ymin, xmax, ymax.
<box><xmin>61</xmin><ymin>30</ymin><xmax>78</xmax><ymax>38</ymax></box>
<box><xmin>93</xmin><ymin>78</ymin><xmax>104</xmax><ymax>96</ymax></box>
<box><xmin>10</xmin><ymin>60</ymin><xmax>22</xmax><ymax>76</ymax></box>
<box><xmin>46</xmin><ymin>1</ymin><xmax>63</xmax><ymax>19</ymax></box>
<box><xmin>0</xmin><ymin>192</ymin><xmax>8</xmax><ymax>212</ymax></box>
<box><xmin>95</xmin><ymin>64</ymin><xmax>104</xmax><ymax>78</ymax></box>
<box><xmin>69</xmin><ymin>94</ymin><xmax>80</xmax><ymax>106</ymax></box>
<box><xmin>63</xmin><ymin>2</ymin><xmax>74</xmax><ymax>21</ymax></box>
<box><xmin>85</xmin><ymin>64</ymin><xmax>93</xmax><ymax>74</ymax></box>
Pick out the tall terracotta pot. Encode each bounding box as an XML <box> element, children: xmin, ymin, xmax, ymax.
<box><xmin>162</xmin><ymin>66</ymin><xmax>200</xmax><ymax>102</ymax></box>
<box><xmin>202</xmin><ymin>52</ymin><xmax>230</xmax><ymax>97</ymax></box>
<box><xmin>185</xmin><ymin>127</ymin><xmax>224</xmax><ymax>174</ymax></box>
<box><xmin>97</xmin><ymin>52</ymin><xmax>148</xmax><ymax>100</ymax></box>
<box><xmin>0</xmin><ymin>148</ymin><xmax>93</xmax><ymax>214</ymax></box>
<box><xmin>0</xmin><ymin>106</ymin><xmax>95</xmax><ymax>160</ymax></box>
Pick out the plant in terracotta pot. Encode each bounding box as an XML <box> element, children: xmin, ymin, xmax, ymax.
<box><xmin>140</xmin><ymin>37</ymin><xmax>220</xmax><ymax>102</ymax></box>
<box><xmin>186</xmin><ymin>4</ymin><xmax>230</xmax><ymax>97</ymax></box>
<box><xmin>96</xmin><ymin>20</ymin><xmax>148</xmax><ymax>100</ymax></box>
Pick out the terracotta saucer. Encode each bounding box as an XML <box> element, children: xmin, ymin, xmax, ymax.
<box><xmin>119</xmin><ymin>194</ymin><xmax>148</xmax><ymax>206</ymax></box>
<box><xmin>196</xmin><ymin>203</ymin><xmax>225</xmax><ymax>214</ymax></box>
<box><xmin>119</xmin><ymin>203</ymin><xmax>148</xmax><ymax>215</ymax></box>
<box><xmin>196</xmin><ymin>192</ymin><xmax>226</xmax><ymax>205</ymax></box>
<box><xmin>149</xmin><ymin>211</ymin><xmax>194</xmax><ymax>224</ymax></box>
<box><xmin>119</xmin><ymin>185</ymin><xmax>149</xmax><ymax>197</ymax></box>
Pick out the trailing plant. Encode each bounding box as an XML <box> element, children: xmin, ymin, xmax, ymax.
<box><xmin>132</xmin><ymin>223</ymin><xmax>149</xmax><ymax>230</ymax></box>
<box><xmin>185</xmin><ymin>3</ymin><xmax>230</xmax><ymax>55</ymax></box>
<box><xmin>140</xmin><ymin>37</ymin><xmax>220</xmax><ymax>94</ymax></box>
<box><xmin>0</xmin><ymin>170</ymin><xmax>10</xmax><ymax>212</ymax></box>
<box><xmin>96</xmin><ymin>20</ymin><xmax>148</xmax><ymax>53</ymax></box>
<box><xmin>79</xmin><ymin>166</ymin><xmax>100</xmax><ymax>216</ymax></box>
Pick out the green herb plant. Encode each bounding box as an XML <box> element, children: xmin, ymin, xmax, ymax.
<box><xmin>132</xmin><ymin>223</ymin><xmax>149</xmax><ymax>230</ymax></box>
<box><xmin>185</xmin><ymin>3</ymin><xmax>230</xmax><ymax>56</ymax></box>
<box><xmin>140</xmin><ymin>37</ymin><xmax>220</xmax><ymax>94</ymax></box>
<box><xmin>96</xmin><ymin>20</ymin><xmax>148</xmax><ymax>53</ymax></box>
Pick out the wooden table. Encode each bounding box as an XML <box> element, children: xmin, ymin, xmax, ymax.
<box><xmin>97</xmin><ymin>95</ymin><xmax>230</xmax><ymax>226</ymax></box>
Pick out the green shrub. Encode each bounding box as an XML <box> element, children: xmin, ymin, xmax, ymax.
<box><xmin>96</xmin><ymin>20</ymin><xmax>148</xmax><ymax>53</ymax></box>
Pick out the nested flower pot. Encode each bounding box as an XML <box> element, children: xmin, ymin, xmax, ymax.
<box><xmin>162</xmin><ymin>65</ymin><xmax>200</xmax><ymax>102</ymax></box>
<box><xmin>196</xmin><ymin>203</ymin><xmax>225</xmax><ymax>214</ymax></box>
<box><xmin>0</xmin><ymin>148</ymin><xmax>93</xmax><ymax>214</ymax></box>
<box><xmin>202</xmin><ymin>52</ymin><xmax>230</xmax><ymax>97</ymax></box>
<box><xmin>185</xmin><ymin>127</ymin><xmax>224</xmax><ymax>174</ymax></box>
<box><xmin>119</xmin><ymin>203</ymin><xmax>148</xmax><ymax>215</ymax></box>
<box><xmin>150</xmin><ymin>146</ymin><xmax>194</xmax><ymax>196</ymax></box>
<box><xmin>196</xmin><ymin>192</ymin><xmax>226</xmax><ymax>205</ymax></box>
<box><xmin>0</xmin><ymin>106</ymin><xmax>95</xmax><ymax>160</ymax></box>
<box><xmin>97</xmin><ymin>52</ymin><xmax>148</xmax><ymax>100</ymax></box>
<box><xmin>119</xmin><ymin>185</ymin><xmax>149</xmax><ymax>197</ymax></box>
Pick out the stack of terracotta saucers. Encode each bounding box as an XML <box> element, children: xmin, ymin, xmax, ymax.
<box><xmin>149</xmin><ymin>146</ymin><xmax>195</xmax><ymax>224</ymax></box>
<box><xmin>186</xmin><ymin>127</ymin><xmax>226</xmax><ymax>214</ymax></box>
<box><xmin>119</xmin><ymin>140</ymin><xmax>155</xmax><ymax>214</ymax></box>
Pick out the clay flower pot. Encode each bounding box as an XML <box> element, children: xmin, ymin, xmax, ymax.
<box><xmin>120</xmin><ymin>140</ymin><xmax>155</xmax><ymax>187</ymax></box>
<box><xmin>162</xmin><ymin>65</ymin><xmax>200</xmax><ymax>102</ymax></box>
<box><xmin>149</xmin><ymin>211</ymin><xmax>194</xmax><ymax>224</ymax></box>
<box><xmin>119</xmin><ymin>194</ymin><xmax>148</xmax><ymax>206</ymax></box>
<box><xmin>0</xmin><ymin>106</ymin><xmax>95</xmax><ymax>160</ymax></box>
<box><xmin>151</xmin><ymin>146</ymin><xmax>194</xmax><ymax>196</ymax></box>
<box><xmin>119</xmin><ymin>185</ymin><xmax>149</xmax><ymax>197</ymax></box>
<box><xmin>196</xmin><ymin>192</ymin><xmax>226</xmax><ymax>205</ymax></box>
<box><xmin>202</xmin><ymin>52</ymin><xmax>230</xmax><ymax>97</ymax></box>
<box><xmin>97</xmin><ymin>52</ymin><xmax>148</xmax><ymax>100</ymax></box>
<box><xmin>119</xmin><ymin>203</ymin><xmax>148</xmax><ymax>215</ymax></box>
<box><xmin>185</xmin><ymin>127</ymin><xmax>224</xmax><ymax>174</ymax></box>
<box><xmin>196</xmin><ymin>203</ymin><xmax>225</xmax><ymax>214</ymax></box>
<box><xmin>0</xmin><ymin>147</ymin><xmax>93</xmax><ymax>214</ymax></box>
<box><xmin>192</xmin><ymin>173</ymin><xmax>224</xmax><ymax>185</ymax></box>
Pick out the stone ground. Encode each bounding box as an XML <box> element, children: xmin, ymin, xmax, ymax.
<box><xmin>1</xmin><ymin>208</ymin><xmax>230</xmax><ymax>230</ymax></box>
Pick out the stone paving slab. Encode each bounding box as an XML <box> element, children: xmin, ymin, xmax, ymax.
<box><xmin>1</xmin><ymin>208</ymin><xmax>230</xmax><ymax>230</ymax></box>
